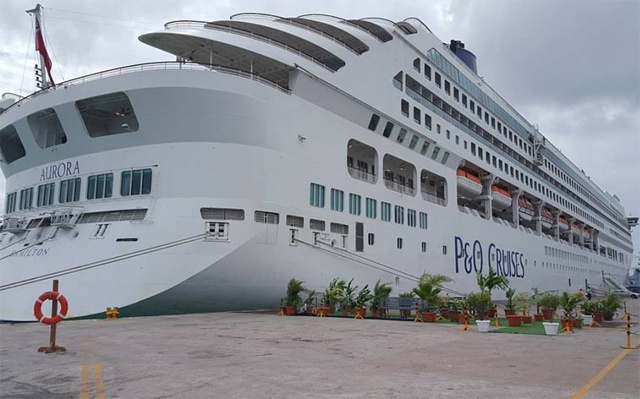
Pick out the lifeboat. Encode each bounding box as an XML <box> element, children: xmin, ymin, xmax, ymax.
<box><xmin>518</xmin><ymin>198</ymin><xmax>535</xmax><ymax>222</ymax></box>
<box><xmin>541</xmin><ymin>208</ymin><xmax>554</xmax><ymax>229</ymax></box>
<box><xmin>557</xmin><ymin>216</ymin><xmax>569</xmax><ymax>231</ymax></box>
<box><xmin>571</xmin><ymin>222</ymin><xmax>582</xmax><ymax>235</ymax></box>
<box><xmin>456</xmin><ymin>169</ymin><xmax>482</xmax><ymax>199</ymax></box>
<box><xmin>491</xmin><ymin>186</ymin><xmax>511</xmax><ymax>211</ymax></box>
<box><xmin>584</xmin><ymin>226</ymin><xmax>592</xmax><ymax>240</ymax></box>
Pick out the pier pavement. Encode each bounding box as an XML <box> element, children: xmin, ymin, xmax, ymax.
<box><xmin>1</xmin><ymin>300</ymin><xmax>638</xmax><ymax>398</ymax></box>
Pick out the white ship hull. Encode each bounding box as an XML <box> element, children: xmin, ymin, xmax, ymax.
<box><xmin>1</xmin><ymin>14</ymin><xmax>634</xmax><ymax>321</ymax></box>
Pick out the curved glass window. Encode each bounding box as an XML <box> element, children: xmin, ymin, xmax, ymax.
<box><xmin>27</xmin><ymin>108</ymin><xmax>67</xmax><ymax>148</ymax></box>
<box><xmin>0</xmin><ymin>124</ymin><xmax>26</xmax><ymax>163</ymax></box>
<box><xmin>77</xmin><ymin>92</ymin><xmax>139</xmax><ymax>137</ymax></box>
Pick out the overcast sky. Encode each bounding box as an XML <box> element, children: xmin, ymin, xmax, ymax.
<box><xmin>1</xmin><ymin>0</ymin><xmax>639</xmax><ymax>263</ymax></box>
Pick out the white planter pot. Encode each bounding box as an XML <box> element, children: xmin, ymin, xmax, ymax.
<box><xmin>582</xmin><ymin>315</ymin><xmax>593</xmax><ymax>326</ymax></box>
<box><xmin>543</xmin><ymin>322</ymin><xmax>559</xmax><ymax>335</ymax></box>
<box><xmin>476</xmin><ymin>320</ymin><xmax>491</xmax><ymax>333</ymax></box>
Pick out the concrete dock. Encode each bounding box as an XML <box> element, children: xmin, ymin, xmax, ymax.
<box><xmin>1</xmin><ymin>300</ymin><xmax>639</xmax><ymax>398</ymax></box>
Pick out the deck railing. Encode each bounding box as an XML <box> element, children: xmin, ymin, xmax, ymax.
<box><xmin>2</xmin><ymin>61</ymin><xmax>289</xmax><ymax>114</ymax></box>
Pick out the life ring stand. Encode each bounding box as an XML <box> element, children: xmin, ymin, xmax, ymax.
<box><xmin>33</xmin><ymin>291</ymin><xmax>68</xmax><ymax>325</ymax></box>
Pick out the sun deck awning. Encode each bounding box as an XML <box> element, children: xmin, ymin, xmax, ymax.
<box><xmin>280</xmin><ymin>17</ymin><xmax>369</xmax><ymax>54</ymax></box>
<box><xmin>139</xmin><ymin>31</ymin><xmax>293</xmax><ymax>90</ymax></box>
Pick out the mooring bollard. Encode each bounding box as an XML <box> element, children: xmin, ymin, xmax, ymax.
<box><xmin>34</xmin><ymin>279</ymin><xmax>68</xmax><ymax>353</ymax></box>
<box><xmin>620</xmin><ymin>303</ymin><xmax>639</xmax><ymax>350</ymax></box>
<box><xmin>106</xmin><ymin>307</ymin><xmax>120</xmax><ymax>319</ymax></box>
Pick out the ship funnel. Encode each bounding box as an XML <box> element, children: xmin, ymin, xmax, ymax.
<box><xmin>449</xmin><ymin>40</ymin><xmax>477</xmax><ymax>74</ymax></box>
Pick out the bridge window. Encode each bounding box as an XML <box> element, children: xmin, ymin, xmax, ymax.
<box><xmin>0</xmin><ymin>124</ymin><xmax>26</xmax><ymax>163</ymax></box>
<box><xmin>77</xmin><ymin>92</ymin><xmax>139</xmax><ymax>137</ymax></box>
<box><xmin>27</xmin><ymin>108</ymin><xmax>67</xmax><ymax>149</ymax></box>
<box><xmin>19</xmin><ymin>187</ymin><xmax>33</xmax><ymax>210</ymax></box>
<box><xmin>330</xmin><ymin>188</ymin><xmax>344</xmax><ymax>212</ymax></box>
<box><xmin>366</xmin><ymin>198</ymin><xmax>377</xmax><ymax>219</ymax></box>
<box><xmin>381</xmin><ymin>201</ymin><xmax>391</xmax><ymax>222</ymax></box>
<box><xmin>349</xmin><ymin>193</ymin><xmax>361</xmax><ymax>215</ymax></box>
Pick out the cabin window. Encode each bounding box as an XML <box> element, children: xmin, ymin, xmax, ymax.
<box><xmin>425</xmin><ymin>114</ymin><xmax>432</xmax><ymax>130</ymax></box>
<box><xmin>368</xmin><ymin>233</ymin><xmax>375</xmax><ymax>245</ymax></box>
<box><xmin>310</xmin><ymin>219</ymin><xmax>325</xmax><ymax>231</ymax></box>
<box><xmin>121</xmin><ymin>168</ymin><xmax>152</xmax><ymax>196</ymax></box>
<box><xmin>420</xmin><ymin>142</ymin><xmax>430</xmax><ymax>155</ymax></box>
<box><xmin>87</xmin><ymin>173</ymin><xmax>113</xmax><ymax>200</ymax></box>
<box><xmin>255</xmin><ymin>211</ymin><xmax>279</xmax><ymax>224</ymax></box>
<box><xmin>381</xmin><ymin>201</ymin><xmax>391</xmax><ymax>222</ymax></box>
<box><xmin>383</xmin><ymin>121</ymin><xmax>394</xmax><ymax>138</ymax></box>
<box><xmin>368</xmin><ymin>114</ymin><xmax>380</xmax><ymax>131</ymax></box>
<box><xmin>435</xmin><ymin>72</ymin><xmax>441</xmax><ymax>88</ymax></box>
<box><xmin>413</xmin><ymin>58</ymin><xmax>421</xmax><ymax>72</ymax></box>
<box><xmin>201</xmin><ymin>208</ymin><xmax>245</xmax><ymax>220</ymax></box>
<box><xmin>409</xmin><ymin>135</ymin><xmax>419</xmax><ymax>150</ymax></box>
<box><xmin>413</xmin><ymin>107</ymin><xmax>421</xmax><ymax>124</ymax></box>
<box><xmin>396</xmin><ymin>128</ymin><xmax>407</xmax><ymax>143</ymax></box>
<box><xmin>27</xmin><ymin>108</ymin><xmax>68</xmax><ymax>149</ymax></box>
<box><xmin>462</xmin><ymin>94</ymin><xmax>467</xmax><ymax>107</ymax></box>
<box><xmin>424</xmin><ymin>64</ymin><xmax>431</xmax><ymax>80</ymax></box>
<box><xmin>444</xmin><ymin>80</ymin><xmax>450</xmax><ymax>95</ymax></box>
<box><xmin>401</xmin><ymin>100</ymin><xmax>409</xmax><ymax>117</ymax></box>
<box><xmin>5</xmin><ymin>192</ymin><xmax>17</xmax><ymax>213</ymax></box>
<box><xmin>407</xmin><ymin>209</ymin><xmax>416</xmax><ymax>227</ymax></box>
<box><xmin>421</xmin><ymin>242</ymin><xmax>427</xmax><ymax>252</ymax></box>
<box><xmin>330</xmin><ymin>188</ymin><xmax>344</xmax><ymax>212</ymax></box>
<box><xmin>310</xmin><ymin>183</ymin><xmax>325</xmax><ymax>207</ymax></box>
<box><xmin>59</xmin><ymin>177</ymin><xmax>81</xmax><ymax>204</ymax></box>
<box><xmin>366</xmin><ymin>198</ymin><xmax>377</xmax><ymax>219</ymax></box>
<box><xmin>330</xmin><ymin>222</ymin><xmax>348</xmax><ymax>234</ymax></box>
<box><xmin>0</xmin><ymin>124</ymin><xmax>26</xmax><ymax>163</ymax></box>
<box><xmin>77</xmin><ymin>92</ymin><xmax>139</xmax><ymax>137</ymax></box>
<box><xmin>394</xmin><ymin>205</ymin><xmax>404</xmax><ymax>224</ymax></box>
<box><xmin>419</xmin><ymin>212</ymin><xmax>428</xmax><ymax>229</ymax></box>
<box><xmin>453</xmin><ymin>87</ymin><xmax>459</xmax><ymax>101</ymax></box>
<box><xmin>349</xmin><ymin>193</ymin><xmax>361</xmax><ymax>215</ymax></box>
<box><xmin>286</xmin><ymin>215</ymin><xmax>304</xmax><ymax>227</ymax></box>
<box><xmin>397</xmin><ymin>237</ymin><xmax>403</xmax><ymax>249</ymax></box>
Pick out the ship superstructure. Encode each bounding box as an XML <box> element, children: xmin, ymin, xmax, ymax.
<box><xmin>0</xmin><ymin>12</ymin><xmax>635</xmax><ymax>321</ymax></box>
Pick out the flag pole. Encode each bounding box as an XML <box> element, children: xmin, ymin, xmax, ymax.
<box><xmin>26</xmin><ymin>4</ymin><xmax>54</xmax><ymax>89</ymax></box>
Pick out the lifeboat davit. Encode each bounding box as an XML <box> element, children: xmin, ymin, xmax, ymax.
<box><xmin>518</xmin><ymin>198</ymin><xmax>535</xmax><ymax>222</ymax></box>
<box><xmin>456</xmin><ymin>169</ymin><xmax>482</xmax><ymax>199</ymax></box>
<box><xmin>491</xmin><ymin>186</ymin><xmax>512</xmax><ymax>211</ymax></box>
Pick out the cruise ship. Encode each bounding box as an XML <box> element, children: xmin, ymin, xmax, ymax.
<box><xmin>0</xmin><ymin>9</ymin><xmax>636</xmax><ymax>321</ymax></box>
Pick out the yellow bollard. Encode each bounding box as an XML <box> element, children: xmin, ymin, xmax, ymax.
<box><xmin>106</xmin><ymin>307</ymin><xmax>119</xmax><ymax>319</ymax></box>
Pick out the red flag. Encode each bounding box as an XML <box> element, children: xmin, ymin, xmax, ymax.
<box><xmin>34</xmin><ymin>14</ymin><xmax>55</xmax><ymax>86</ymax></box>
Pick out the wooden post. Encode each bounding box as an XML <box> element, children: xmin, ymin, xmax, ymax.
<box><xmin>38</xmin><ymin>279</ymin><xmax>67</xmax><ymax>353</ymax></box>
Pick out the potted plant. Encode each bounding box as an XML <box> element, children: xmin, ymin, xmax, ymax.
<box><xmin>323</xmin><ymin>278</ymin><xmax>346</xmax><ymax>314</ymax></box>
<box><xmin>413</xmin><ymin>273</ymin><xmax>452</xmax><ymax>322</ymax></box>
<box><xmin>466</xmin><ymin>291</ymin><xmax>492</xmax><ymax>332</ymax></box>
<box><xmin>531</xmin><ymin>287</ymin><xmax>545</xmax><ymax>321</ymax></box>
<box><xmin>302</xmin><ymin>290</ymin><xmax>317</xmax><ymax>315</ymax></box>
<box><xmin>370</xmin><ymin>280</ymin><xmax>392</xmax><ymax>318</ymax></box>
<box><xmin>514</xmin><ymin>292</ymin><xmax>532</xmax><ymax>323</ymax></box>
<box><xmin>502</xmin><ymin>287</ymin><xmax>522</xmax><ymax>327</ymax></box>
<box><xmin>399</xmin><ymin>291</ymin><xmax>416</xmax><ymax>318</ymax></box>
<box><xmin>559</xmin><ymin>291</ymin><xmax>582</xmax><ymax>331</ymax></box>
<box><xmin>580</xmin><ymin>299</ymin><xmax>594</xmax><ymax>326</ymax></box>
<box><xmin>602</xmin><ymin>292</ymin><xmax>622</xmax><ymax>321</ymax></box>
<box><xmin>591</xmin><ymin>300</ymin><xmax>605</xmax><ymax>324</ymax></box>
<box><xmin>284</xmin><ymin>278</ymin><xmax>305</xmax><ymax>315</ymax></box>
<box><xmin>504</xmin><ymin>288</ymin><xmax>517</xmax><ymax>316</ymax></box>
<box><xmin>571</xmin><ymin>291</ymin><xmax>586</xmax><ymax>328</ymax></box>
<box><xmin>476</xmin><ymin>267</ymin><xmax>509</xmax><ymax>318</ymax></box>
<box><xmin>538</xmin><ymin>292</ymin><xmax>560</xmax><ymax>321</ymax></box>
<box><xmin>354</xmin><ymin>285</ymin><xmax>373</xmax><ymax>318</ymax></box>
<box><xmin>340</xmin><ymin>279</ymin><xmax>357</xmax><ymax>315</ymax></box>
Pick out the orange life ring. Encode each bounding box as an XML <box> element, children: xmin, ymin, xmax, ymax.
<box><xmin>33</xmin><ymin>291</ymin><xmax>69</xmax><ymax>325</ymax></box>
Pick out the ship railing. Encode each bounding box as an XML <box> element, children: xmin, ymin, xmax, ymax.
<box><xmin>347</xmin><ymin>167</ymin><xmax>376</xmax><ymax>184</ymax></box>
<box><xmin>165</xmin><ymin>19</ymin><xmax>338</xmax><ymax>73</ymax></box>
<box><xmin>2</xmin><ymin>62</ymin><xmax>289</xmax><ymax>113</ymax></box>
<box><xmin>421</xmin><ymin>190</ymin><xmax>447</xmax><ymax>206</ymax></box>
<box><xmin>383</xmin><ymin>178</ymin><xmax>415</xmax><ymax>196</ymax></box>
<box><xmin>0</xmin><ymin>216</ymin><xmax>29</xmax><ymax>233</ymax></box>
